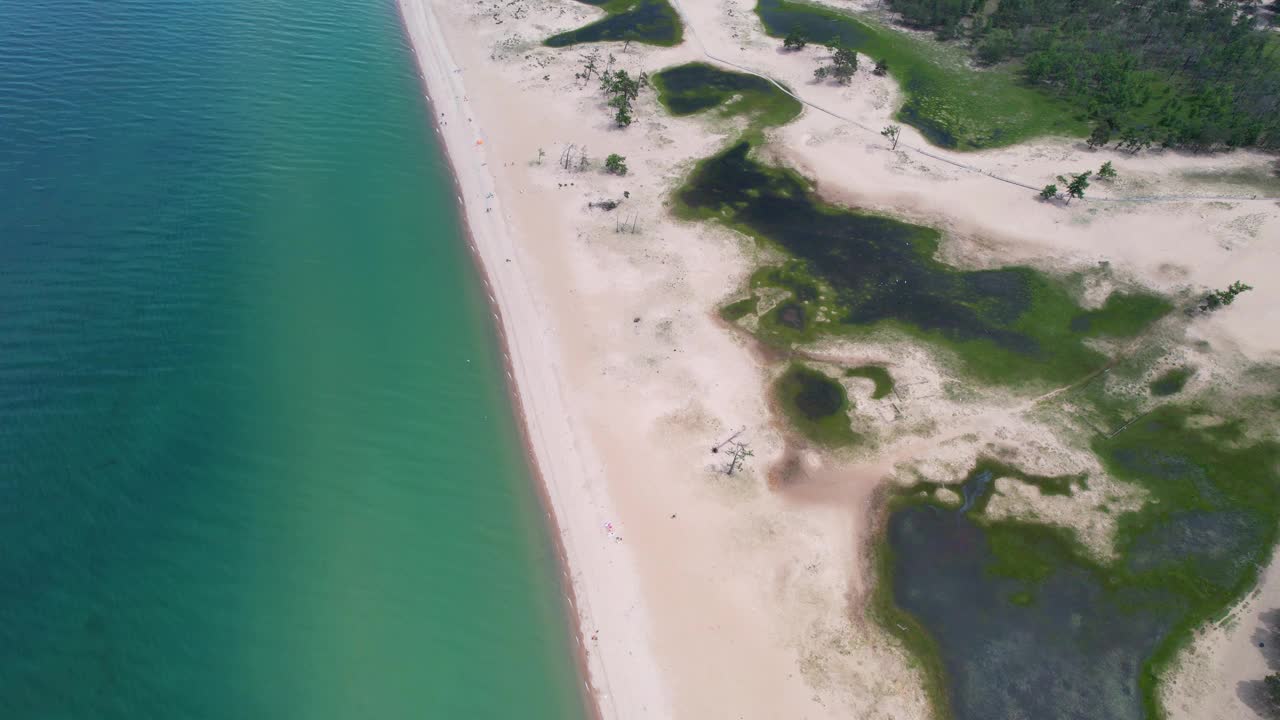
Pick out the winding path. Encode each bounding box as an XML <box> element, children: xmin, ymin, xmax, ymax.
<box><xmin>666</xmin><ymin>0</ymin><xmax>1280</xmax><ymax>204</ymax></box>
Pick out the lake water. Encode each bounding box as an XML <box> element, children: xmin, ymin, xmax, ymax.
<box><xmin>0</xmin><ymin>0</ymin><xmax>586</xmax><ymax>716</ymax></box>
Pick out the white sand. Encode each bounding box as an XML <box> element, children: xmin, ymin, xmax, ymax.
<box><xmin>398</xmin><ymin>0</ymin><xmax>1280</xmax><ymax>717</ymax></box>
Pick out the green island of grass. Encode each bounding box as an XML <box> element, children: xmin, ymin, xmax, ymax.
<box><xmin>774</xmin><ymin>363</ymin><xmax>861</xmax><ymax>446</ymax></box>
<box><xmin>545</xmin><ymin>0</ymin><xmax>682</xmax><ymax>48</ymax></box>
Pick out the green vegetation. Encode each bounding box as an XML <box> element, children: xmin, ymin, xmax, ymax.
<box><xmin>1056</xmin><ymin>170</ymin><xmax>1093</xmax><ymax>204</ymax></box>
<box><xmin>814</xmin><ymin>45</ymin><xmax>858</xmax><ymax>84</ymax></box>
<box><xmin>678</xmin><ymin>141</ymin><xmax>1171</xmax><ymax>387</ymax></box>
<box><xmin>755</xmin><ymin>0</ymin><xmax>1088</xmax><ymax>149</ymax></box>
<box><xmin>1070</xmin><ymin>293</ymin><xmax>1173</xmax><ymax>337</ymax></box>
<box><xmin>719</xmin><ymin>295</ymin><xmax>759</xmax><ymax>322</ymax></box>
<box><xmin>1039</xmin><ymin>183</ymin><xmax>1058</xmax><ymax>201</ymax></box>
<box><xmin>1149</xmin><ymin>367</ymin><xmax>1194</xmax><ymax>397</ymax></box>
<box><xmin>604</xmin><ymin>153</ymin><xmax>628</xmax><ymax>175</ymax></box>
<box><xmin>845</xmin><ymin>365</ymin><xmax>894</xmax><ymax>399</ymax></box>
<box><xmin>782</xmin><ymin>28</ymin><xmax>807</xmax><ymax>51</ymax></box>
<box><xmin>877</xmin><ymin>410</ymin><xmax>1280</xmax><ymax>719</ymax></box>
<box><xmin>774</xmin><ymin>364</ymin><xmax>861</xmax><ymax>446</ymax></box>
<box><xmin>545</xmin><ymin>0</ymin><xmax>683</xmax><ymax>48</ymax></box>
<box><xmin>881</xmin><ymin>123</ymin><xmax>902</xmax><ymax>150</ymax></box>
<box><xmin>1200</xmin><ymin>280</ymin><xmax>1254</xmax><ymax>312</ymax></box>
<box><xmin>884</xmin><ymin>0</ymin><xmax>1280</xmax><ymax>151</ymax></box>
<box><xmin>1099</xmin><ymin>161</ymin><xmax>1118</xmax><ymax>181</ymax></box>
<box><xmin>651</xmin><ymin>62</ymin><xmax>802</xmax><ymax>141</ymax></box>
<box><xmin>600</xmin><ymin>68</ymin><xmax>649</xmax><ymax>127</ymax></box>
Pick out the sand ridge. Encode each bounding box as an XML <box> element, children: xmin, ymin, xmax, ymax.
<box><xmin>399</xmin><ymin>0</ymin><xmax>1280</xmax><ymax>717</ymax></box>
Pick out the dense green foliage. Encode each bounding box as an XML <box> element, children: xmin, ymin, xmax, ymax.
<box><xmin>755</xmin><ymin>0</ymin><xmax>1087</xmax><ymax>149</ymax></box>
<box><xmin>600</xmin><ymin>68</ymin><xmax>649</xmax><ymax>127</ymax></box>
<box><xmin>783</xmin><ymin>28</ymin><xmax>808</xmax><ymax>50</ymax></box>
<box><xmin>886</xmin><ymin>0</ymin><xmax>1280</xmax><ymax>150</ymax></box>
<box><xmin>1200</xmin><ymin>280</ymin><xmax>1254</xmax><ymax>312</ymax></box>
<box><xmin>604</xmin><ymin>153</ymin><xmax>628</xmax><ymax>174</ymax></box>
<box><xmin>774</xmin><ymin>364</ymin><xmax>862</xmax><ymax>446</ymax></box>
<box><xmin>814</xmin><ymin>45</ymin><xmax>859</xmax><ymax>84</ymax></box>
<box><xmin>545</xmin><ymin>0</ymin><xmax>682</xmax><ymax>48</ymax></box>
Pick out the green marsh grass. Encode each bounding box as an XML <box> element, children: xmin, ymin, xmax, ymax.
<box><xmin>844</xmin><ymin>364</ymin><xmax>894</xmax><ymax>399</ymax></box>
<box><xmin>755</xmin><ymin>0</ymin><xmax>1088</xmax><ymax>149</ymax></box>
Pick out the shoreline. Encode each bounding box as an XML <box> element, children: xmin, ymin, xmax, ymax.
<box><xmin>401</xmin><ymin>52</ymin><xmax>606</xmax><ymax>720</ymax></box>
<box><xmin>395</xmin><ymin>2</ymin><xmax>661</xmax><ymax>717</ymax></box>
<box><xmin>392</xmin><ymin>5</ymin><xmax>603</xmax><ymax>717</ymax></box>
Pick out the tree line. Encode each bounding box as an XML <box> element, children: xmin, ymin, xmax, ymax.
<box><xmin>884</xmin><ymin>0</ymin><xmax>1280</xmax><ymax>152</ymax></box>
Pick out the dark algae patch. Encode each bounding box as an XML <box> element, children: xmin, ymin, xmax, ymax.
<box><xmin>652</xmin><ymin>62</ymin><xmax>801</xmax><ymax>139</ymax></box>
<box><xmin>1148</xmin><ymin>367</ymin><xmax>1193</xmax><ymax>397</ymax></box>
<box><xmin>774</xmin><ymin>364</ymin><xmax>860</xmax><ymax>446</ymax></box>
<box><xmin>754</xmin><ymin>0</ymin><xmax>1087</xmax><ymax>149</ymax></box>
<box><xmin>879</xmin><ymin>410</ymin><xmax>1280</xmax><ymax>720</ymax></box>
<box><xmin>844</xmin><ymin>365</ymin><xmax>894</xmax><ymax>399</ymax></box>
<box><xmin>545</xmin><ymin>0</ymin><xmax>682</xmax><ymax>48</ymax></box>
<box><xmin>678</xmin><ymin>141</ymin><xmax>1169</xmax><ymax>386</ymax></box>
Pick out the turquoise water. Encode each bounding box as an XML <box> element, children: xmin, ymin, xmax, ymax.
<box><xmin>0</xmin><ymin>0</ymin><xmax>587</xmax><ymax>717</ymax></box>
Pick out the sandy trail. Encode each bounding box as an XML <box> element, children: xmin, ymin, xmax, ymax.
<box><xmin>398</xmin><ymin>0</ymin><xmax>1280</xmax><ymax>717</ymax></box>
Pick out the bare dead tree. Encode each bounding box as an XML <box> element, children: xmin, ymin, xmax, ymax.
<box><xmin>722</xmin><ymin>440</ymin><xmax>754</xmax><ymax>476</ymax></box>
<box><xmin>575</xmin><ymin>49</ymin><xmax>602</xmax><ymax>86</ymax></box>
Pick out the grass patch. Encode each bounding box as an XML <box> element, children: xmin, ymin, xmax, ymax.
<box><xmin>755</xmin><ymin>0</ymin><xmax>1088</xmax><ymax>149</ymax></box>
<box><xmin>719</xmin><ymin>295</ymin><xmax>759</xmax><ymax>322</ymax></box>
<box><xmin>545</xmin><ymin>0</ymin><xmax>683</xmax><ymax>48</ymax></box>
<box><xmin>845</xmin><ymin>364</ymin><xmax>894</xmax><ymax>399</ymax></box>
<box><xmin>677</xmin><ymin>141</ymin><xmax>1170</xmax><ymax>387</ymax></box>
<box><xmin>1071</xmin><ymin>293</ymin><xmax>1173</xmax><ymax>337</ymax></box>
<box><xmin>652</xmin><ymin>62</ymin><xmax>802</xmax><ymax>141</ymax></box>
<box><xmin>774</xmin><ymin>363</ymin><xmax>862</xmax><ymax>446</ymax></box>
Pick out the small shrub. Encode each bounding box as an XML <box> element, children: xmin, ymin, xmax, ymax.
<box><xmin>605</xmin><ymin>153</ymin><xmax>628</xmax><ymax>175</ymax></box>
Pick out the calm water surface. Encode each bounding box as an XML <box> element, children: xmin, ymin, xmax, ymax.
<box><xmin>0</xmin><ymin>0</ymin><xmax>586</xmax><ymax>716</ymax></box>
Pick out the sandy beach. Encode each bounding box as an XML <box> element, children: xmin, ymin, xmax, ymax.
<box><xmin>398</xmin><ymin>0</ymin><xmax>1280</xmax><ymax>717</ymax></box>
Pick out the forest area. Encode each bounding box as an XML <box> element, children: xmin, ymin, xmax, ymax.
<box><xmin>882</xmin><ymin>0</ymin><xmax>1280</xmax><ymax>151</ymax></box>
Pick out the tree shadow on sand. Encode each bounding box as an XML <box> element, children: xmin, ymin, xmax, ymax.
<box><xmin>1236</xmin><ymin>608</ymin><xmax>1280</xmax><ymax>718</ymax></box>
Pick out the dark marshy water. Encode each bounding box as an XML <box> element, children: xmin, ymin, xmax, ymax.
<box><xmin>885</xmin><ymin>411</ymin><xmax>1280</xmax><ymax>720</ymax></box>
<box><xmin>678</xmin><ymin>141</ymin><xmax>1169</xmax><ymax>384</ymax></box>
